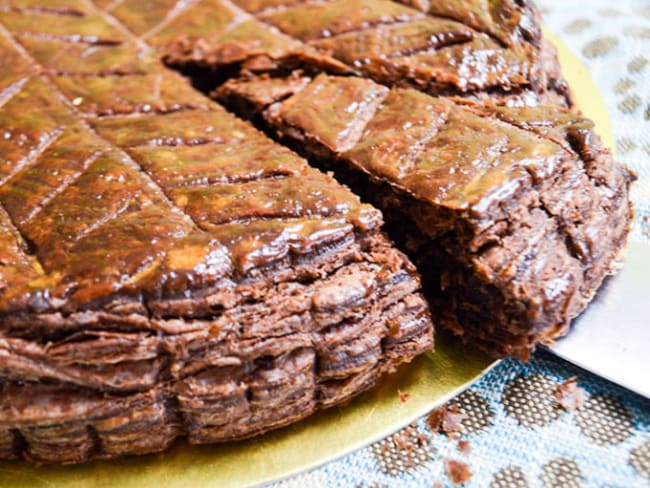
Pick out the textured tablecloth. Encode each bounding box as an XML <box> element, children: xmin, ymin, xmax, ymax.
<box><xmin>271</xmin><ymin>1</ymin><xmax>650</xmax><ymax>486</ymax></box>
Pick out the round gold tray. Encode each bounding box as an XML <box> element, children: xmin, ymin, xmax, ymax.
<box><xmin>0</xmin><ymin>30</ymin><xmax>612</xmax><ymax>488</ymax></box>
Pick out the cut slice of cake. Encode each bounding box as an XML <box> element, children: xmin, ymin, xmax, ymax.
<box><xmin>216</xmin><ymin>72</ymin><xmax>634</xmax><ymax>359</ymax></box>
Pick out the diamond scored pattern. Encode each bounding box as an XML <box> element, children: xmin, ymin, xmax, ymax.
<box><xmin>120</xmin><ymin>0</ymin><xmax>548</xmax><ymax>101</ymax></box>
<box><xmin>0</xmin><ymin>0</ymin><xmax>375</xmax><ymax>310</ymax></box>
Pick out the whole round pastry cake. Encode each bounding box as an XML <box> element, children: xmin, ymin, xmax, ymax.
<box><xmin>0</xmin><ymin>0</ymin><xmax>633</xmax><ymax>463</ymax></box>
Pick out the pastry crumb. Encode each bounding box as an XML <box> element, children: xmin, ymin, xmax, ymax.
<box><xmin>427</xmin><ymin>403</ymin><xmax>467</xmax><ymax>438</ymax></box>
<box><xmin>426</xmin><ymin>407</ymin><xmax>444</xmax><ymax>431</ymax></box>
<box><xmin>398</xmin><ymin>389</ymin><xmax>412</xmax><ymax>403</ymax></box>
<box><xmin>445</xmin><ymin>458</ymin><xmax>472</xmax><ymax>484</ymax></box>
<box><xmin>458</xmin><ymin>439</ymin><xmax>471</xmax><ymax>454</ymax></box>
<box><xmin>554</xmin><ymin>376</ymin><xmax>586</xmax><ymax>411</ymax></box>
<box><xmin>393</xmin><ymin>432</ymin><xmax>411</xmax><ymax>451</ymax></box>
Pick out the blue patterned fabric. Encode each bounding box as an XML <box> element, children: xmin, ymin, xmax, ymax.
<box><xmin>273</xmin><ymin>352</ymin><xmax>650</xmax><ymax>487</ymax></box>
<box><xmin>272</xmin><ymin>1</ymin><xmax>650</xmax><ymax>486</ymax></box>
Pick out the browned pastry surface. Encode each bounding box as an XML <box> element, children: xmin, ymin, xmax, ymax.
<box><xmin>0</xmin><ymin>1</ymin><xmax>432</xmax><ymax>463</ymax></box>
<box><xmin>215</xmin><ymin>72</ymin><xmax>634</xmax><ymax>359</ymax></box>
<box><xmin>397</xmin><ymin>0</ymin><xmax>541</xmax><ymax>48</ymax></box>
<box><xmin>157</xmin><ymin>0</ymin><xmax>570</xmax><ymax>105</ymax></box>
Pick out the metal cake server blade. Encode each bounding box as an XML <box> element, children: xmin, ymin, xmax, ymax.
<box><xmin>547</xmin><ymin>240</ymin><xmax>650</xmax><ymax>398</ymax></box>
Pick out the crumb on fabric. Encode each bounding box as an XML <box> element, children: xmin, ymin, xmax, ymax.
<box><xmin>398</xmin><ymin>389</ymin><xmax>412</xmax><ymax>403</ymax></box>
<box><xmin>445</xmin><ymin>458</ymin><xmax>473</xmax><ymax>484</ymax></box>
<box><xmin>458</xmin><ymin>439</ymin><xmax>471</xmax><ymax>454</ymax></box>
<box><xmin>390</xmin><ymin>427</ymin><xmax>430</xmax><ymax>460</ymax></box>
<box><xmin>554</xmin><ymin>376</ymin><xmax>586</xmax><ymax>411</ymax></box>
<box><xmin>426</xmin><ymin>407</ymin><xmax>444</xmax><ymax>431</ymax></box>
<box><xmin>393</xmin><ymin>432</ymin><xmax>410</xmax><ymax>450</ymax></box>
<box><xmin>427</xmin><ymin>403</ymin><xmax>467</xmax><ymax>438</ymax></box>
